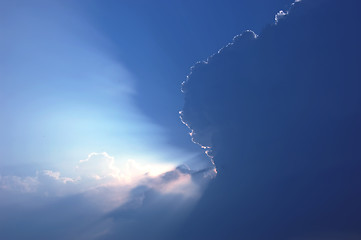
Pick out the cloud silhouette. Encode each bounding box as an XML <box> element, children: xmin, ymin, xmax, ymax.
<box><xmin>178</xmin><ymin>0</ymin><xmax>361</xmax><ymax>239</ymax></box>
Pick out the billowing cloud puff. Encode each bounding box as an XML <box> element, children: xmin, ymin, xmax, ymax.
<box><xmin>178</xmin><ymin>0</ymin><xmax>361</xmax><ymax>239</ymax></box>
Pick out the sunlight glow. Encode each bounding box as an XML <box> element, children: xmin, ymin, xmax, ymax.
<box><xmin>76</xmin><ymin>152</ymin><xmax>176</xmax><ymax>186</ymax></box>
<box><xmin>0</xmin><ymin>0</ymin><xmax>210</xmax><ymax>216</ymax></box>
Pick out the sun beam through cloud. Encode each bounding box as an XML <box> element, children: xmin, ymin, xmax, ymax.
<box><xmin>0</xmin><ymin>3</ymin><xmax>215</xmax><ymax>238</ymax></box>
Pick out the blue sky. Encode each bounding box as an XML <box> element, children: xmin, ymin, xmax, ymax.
<box><xmin>4</xmin><ymin>0</ymin><xmax>361</xmax><ymax>239</ymax></box>
<box><xmin>0</xmin><ymin>0</ymin><xmax>292</xmax><ymax>179</ymax></box>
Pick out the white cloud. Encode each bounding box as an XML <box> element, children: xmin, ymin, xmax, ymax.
<box><xmin>0</xmin><ymin>174</ymin><xmax>39</xmax><ymax>193</ymax></box>
<box><xmin>43</xmin><ymin>170</ymin><xmax>77</xmax><ymax>184</ymax></box>
<box><xmin>77</xmin><ymin>152</ymin><xmax>121</xmax><ymax>181</ymax></box>
<box><xmin>0</xmin><ymin>152</ymin><xmax>212</xmax><ymax>202</ymax></box>
<box><xmin>76</xmin><ymin>152</ymin><xmax>175</xmax><ymax>187</ymax></box>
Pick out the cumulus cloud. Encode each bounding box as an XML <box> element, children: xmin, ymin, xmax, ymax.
<box><xmin>43</xmin><ymin>170</ymin><xmax>77</xmax><ymax>184</ymax></box>
<box><xmin>77</xmin><ymin>152</ymin><xmax>122</xmax><ymax>182</ymax></box>
<box><xmin>178</xmin><ymin>0</ymin><xmax>361</xmax><ymax>239</ymax></box>
<box><xmin>0</xmin><ymin>152</ymin><xmax>215</xmax><ymax>239</ymax></box>
<box><xmin>1</xmin><ymin>152</ymin><xmax>214</xmax><ymax>198</ymax></box>
<box><xmin>0</xmin><ymin>174</ymin><xmax>39</xmax><ymax>193</ymax></box>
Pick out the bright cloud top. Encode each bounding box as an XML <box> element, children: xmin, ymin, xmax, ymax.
<box><xmin>77</xmin><ymin>152</ymin><xmax>175</xmax><ymax>184</ymax></box>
